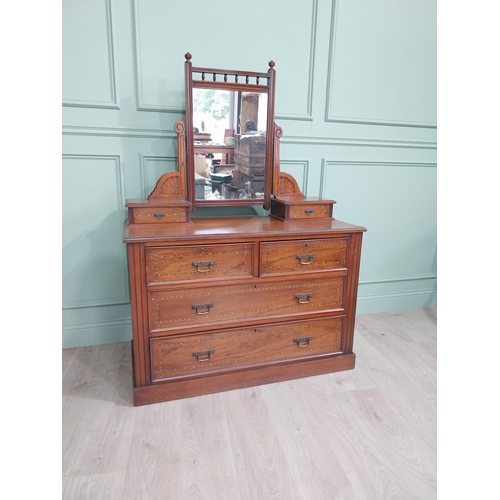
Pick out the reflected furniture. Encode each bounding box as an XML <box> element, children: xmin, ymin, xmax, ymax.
<box><xmin>124</xmin><ymin>54</ymin><xmax>366</xmax><ymax>406</ymax></box>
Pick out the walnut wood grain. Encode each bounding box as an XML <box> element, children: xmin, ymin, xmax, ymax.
<box><xmin>146</xmin><ymin>242</ymin><xmax>254</xmax><ymax>285</ymax></box>
<box><xmin>150</xmin><ymin>317</ymin><xmax>343</xmax><ymax>381</ymax></box>
<box><xmin>260</xmin><ymin>237</ymin><xmax>347</xmax><ymax>277</ymax></box>
<box><xmin>148</xmin><ymin>276</ymin><xmax>344</xmax><ymax>334</ymax></box>
<box><xmin>124</xmin><ymin>215</ymin><xmax>365</xmax><ymax>405</ymax></box>
<box><xmin>124</xmin><ymin>216</ymin><xmax>365</xmax><ymax>242</ymax></box>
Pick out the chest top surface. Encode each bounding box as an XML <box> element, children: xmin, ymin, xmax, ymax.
<box><xmin>124</xmin><ymin>216</ymin><xmax>366</xmax><ymax>244</ymax></box>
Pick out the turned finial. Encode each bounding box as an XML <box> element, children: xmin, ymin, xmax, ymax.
<box><xmin>185</xmin><ymin>52</ymin><xmax>192</xmax><ymax>62</ymax></box>
<box><xmin>268</xmin><ymin>60</ymin><xmax>275</xmax><ymax>69</ymax></box>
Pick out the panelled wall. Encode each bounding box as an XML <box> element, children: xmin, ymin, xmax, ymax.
<box><xmin>62</xmin><ymin>0</ymin><xmax>437</xmax><ymax>348</ymax></box>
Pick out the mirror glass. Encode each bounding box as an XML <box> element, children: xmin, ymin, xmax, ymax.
<box><xmin>192</xmin><ymin>88</ymin><xmax>268</xmax><ymax>202</ymax></box>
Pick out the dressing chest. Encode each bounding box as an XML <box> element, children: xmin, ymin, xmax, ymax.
<box><xmin>124</xmin><ymin>55</ymin><xmax>366</xmax><ymax>405</ymax></box>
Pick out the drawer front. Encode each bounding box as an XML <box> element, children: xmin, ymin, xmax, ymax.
<box><xmin>149</xmin><ymin>276</ymin><xmax>344</xmax><ymax>332</ymax></box>
<box><xmin>146</xmin><ymin>243</ymin><xmax>253</xmax><ymax>285</ymax></box>
<box><xmin>260</xmin><ymin>238</ymin><xmax>347</xmax><ymax>277</ymax></box>
<box><xmin>130</xmin><ymin>206</ymin><xmax>189</xmax><ymax>223</ymax></box>
<box><xmin>150</xmin><ymin>317</ymin><xmax>343</xmax><ymax>381</ymax></box>
<box><xmin>289</xmin><ymin>204</ymin><xmax>333</xmax><ymax>219</ymax></box>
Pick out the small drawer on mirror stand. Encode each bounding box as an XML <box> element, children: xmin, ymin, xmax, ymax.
<box><xmin>127</xmin><ymin>200</ymin><xmax>192</xmax><ymax>224</ymax></box>
<box><xmin>270</xmin><ymin>197</ymin><xmax>336</xmax><ymax>221</ymax></box>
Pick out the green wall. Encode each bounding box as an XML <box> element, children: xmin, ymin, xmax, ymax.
<box><xmin>62</xmin><ymin>0</ymin><xmax>437</xmax><ymax>348</ymax></box>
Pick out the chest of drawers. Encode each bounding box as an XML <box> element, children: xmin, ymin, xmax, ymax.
<box><xmin>124</xmin><ymin>216</ymin><xmax>365</xmax><ymax>406</ymax></box>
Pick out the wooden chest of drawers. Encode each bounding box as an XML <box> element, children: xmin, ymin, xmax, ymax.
<box><xmin>124</xmin><ymin>217</ymin><xmax>365</xmax><ymax>406</ymax></box>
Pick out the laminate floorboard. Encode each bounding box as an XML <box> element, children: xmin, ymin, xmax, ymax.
<box><xmin>62</xmin><ymin>307</ymin><xmax>437</xmax><ymax>500</ymax></box>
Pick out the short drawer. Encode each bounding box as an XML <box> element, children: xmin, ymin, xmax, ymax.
<box><xmin>129</xmin><ymin>206</ymin><xmax>190</xmax><ymax>223</ymax></box>
<box><xmin>148</xmin><ymin>276</ymin><xmax>344</xmax><ymax>333</ymax></box>
<box><xmin>146</xmin><ymin>243</ymin><xmax>253</xmax><ymax>285</ymax></box>
<box><xmin>150</xmin><ymin>316</ymin><xmax>343</xmax><ymax>381</ymax></box>
<box><xmin>270</xmin><ymin>199</ymin><xmax>335</xmax><ymax>221</ymax></box>
<box><xmin>260</xmin><ymin>238</ymin><xmax>347</xmax><ymax>277</ymax></box>
<box><xmin>288</xmin><ymin>203</ymin><xmax>333</xmax><ymax>219</ymax></box>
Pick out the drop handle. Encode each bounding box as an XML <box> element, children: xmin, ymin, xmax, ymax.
<box><xmin>192</xmin><ymin>260</ymin><xmax>215</xmax><ymax>273</ymax></box>
<box><xmin>296</xmin><ymin>254</ymin><xmax>315</xmax><ymax>265</ymax></box>
<box><xmin>191</xmin><ymin>303</ymin><xmax>214</xmax><ymax>315</ymax></box>
<box><xmin>294</xmin><ymin>293</ymin><xmax>313</xmax><ymax>304</ymax></box>
<box><xmin>193</xmin><ymin>349</ymin><xmax>214</xmax><ymax>362</ymax></box>
<box><xmin>153</xmin><ymin>213</ymin><xmax>166</xmax><ymax>219</ymax></box>
<box><xmin>294</xmin><ymin>336</ymin><xmax>312</xmax><ymax>348</ymax></box>
<box><xmin>304</xmin><ymin>209</ymin><xmax>315</xmax><ymax>214</ymax></box>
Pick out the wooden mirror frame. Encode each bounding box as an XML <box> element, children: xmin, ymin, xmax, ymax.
<box><xmin>184</xmin><ymin>53</ymin><xmax>276</xmax><ymax>211</ymax></box>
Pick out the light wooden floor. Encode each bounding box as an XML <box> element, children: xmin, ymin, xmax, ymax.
<box><xmin>62</xmin><ymin>307</ymin><xmax>437</xmax><ymax>500</ymax></box>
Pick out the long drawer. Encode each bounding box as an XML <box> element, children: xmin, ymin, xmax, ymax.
<box><xmin>150</xmin><ymin>316</ymin><xmax>343</xmax><ymax>381</ymax></box>
<box><xmin>148</xmin><ymin>275</ymin><xmax>345</xmax><ymax>333</ymax></box>
<box><xmin>146</xmin><ymin>243</ymin><xmax>253</xmax><ymax>285</ymax></box>
<box><xmin>260</xmin><ymin>238</ymin><xmax>347</xmax><ymax>277</ymax></box>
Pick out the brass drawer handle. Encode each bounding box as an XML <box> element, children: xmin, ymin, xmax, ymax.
<box><xmin>304</xmin><ymin>209</ymin><xmax>315</xmax><ymax>214</ymax></box>
<box><xmin>192</xmin><ymin>260</ymin><xmax>215</xmax><ymax>273</ymax></box>
<box><xmin>294</xmin><ymin>336</ymin><xmax>312</xmax><ymax>348</ymax></box>
<box><xmin>296</xmin><ymin>254</ymin><xmax>315</xmax><ymax>265</ymax></box>
<box><xmin>153</xmin><ymin>213</ymin><xmax>166</xmax><ymax>219</ymax></box>
<box><xmin>294</xmin><ymin>293</ymin><xmax>313</xmax><ymax>304</ymax></box>
<box><xmin>193</xmin><ymin>349</ymin><xmax>214</xmax><ymax>362</ymax></box>
<box><xmin>191</xmin><ymin>303</ymin><xmax>214</xmax><ymax>315</ymax></box>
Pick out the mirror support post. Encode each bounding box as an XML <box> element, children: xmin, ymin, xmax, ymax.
<box><xmin>184</xmin><ymin>53</ymin><xmax>195</xmax><ymax>210</ymax></box>
<box><xmin>264</xmin><ymin>61</ymin><xmax>276</xmax><ymax>211</ymax></box>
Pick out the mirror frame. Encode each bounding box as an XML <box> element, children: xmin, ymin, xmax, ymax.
<box><xmin>184</xmin><ymin>53</ymin><xmax>276</xmax><ymax>210</ymax></box>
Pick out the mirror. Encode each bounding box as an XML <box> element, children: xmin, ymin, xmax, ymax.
<box><xmin>192</xmin><ymin>89</ymin><xmax>268</xmax><ymax>201</ymax></box>
<box><xmin>184</xmin><ymin>53</ymin><xmax>276</xmax><ymax>210</ymax></box>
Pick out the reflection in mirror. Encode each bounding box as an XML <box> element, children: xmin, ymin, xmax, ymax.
<box><xmin>192</xmin><ymin>89</ymin><xmax>268</xmax><ymax>201</ymax></box>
